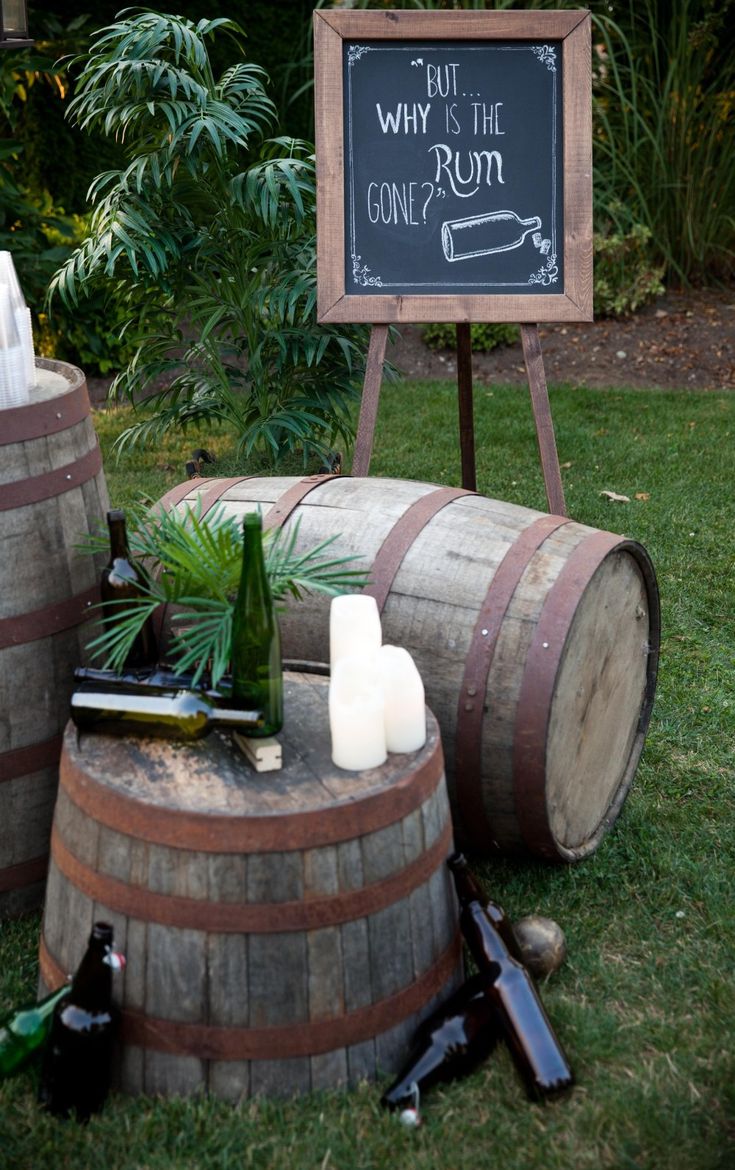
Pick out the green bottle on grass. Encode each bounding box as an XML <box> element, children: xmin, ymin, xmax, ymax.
<box><xmin>0</xmin><ymin>983</ymin><xmax>70</xmax><ymax>1079</ymax></box>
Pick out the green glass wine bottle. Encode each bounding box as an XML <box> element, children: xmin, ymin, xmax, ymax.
<box><xmin>0</xmin><ymin>983</ymin><xmax>70</xmax><ymax>1080</ymax></box>
<box><xmin>230</xmin><ymin>512</ymin><xmax>283</xmax><ymax>738</ymax></box>
<box><xmin>71</xmin><ymin>684</ymin><xmax>263</xmax><ymax>740</ymax></box>
<box><xmin>74</xmin><ymin>666</ymin><xmax>234</xmax><ymax>703</ymax></box>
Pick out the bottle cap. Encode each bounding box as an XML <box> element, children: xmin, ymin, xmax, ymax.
<box><xmin>107</xmin><ymin>509</ymin><xmax>126</xmax><ymax>522</ymax></box>
<box><xmin>398</xmin><ymin>1107</ymin><xmax>421</xmax><ymax>1128</ymax></box>
<box><xmin>91</xmin><ymin>922</ymin><xmax>114</xmax><ymax>945</ymax></box>
<box><xmin>397</xmin><ymin>1082</ymin><xmax>421</xmax><ymax>1127</ymax></box>
<box><xmin>446</xmin><ymin>851</ymin><xmax>466</xmax><ymax>869</ymax></box>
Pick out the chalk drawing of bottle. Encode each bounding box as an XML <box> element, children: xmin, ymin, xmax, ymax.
<box><xmin>441</xmin><ymin>210</ymin><xmax>547</xmax><ymax>262</ymax></box>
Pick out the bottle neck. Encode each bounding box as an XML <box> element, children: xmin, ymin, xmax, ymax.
<box><xmin>464</xmin><ymin>903</ymin><xmax>509</xmax><ymax>965</ymax></box>
<box><xmin>70</xmin><ymin>938</ymin><xmax>113</xmax><ymax>1011</ymax></box>
<box><xmin>447</xmin><ymin>852</ymin><xmax>486</xmax><ymax>906</ymax></box>
<box><xmin>213</xmin><ymin>706</ymin><xmax>264</xmax><ymax>728</ymax></box>
<box><xmin>243</xmin><ymin>524</ymin><xmax>267</xmax><ymax>572</ymax></box>
<box><xmin>107</xmin><ymin>517</ymin><xmax>130</xmax><ymax>560</ymax></box>
<box><xmin>235</xmin><ymin>516</ymin><xmax>270</xmax><ymax>604</ymax></box>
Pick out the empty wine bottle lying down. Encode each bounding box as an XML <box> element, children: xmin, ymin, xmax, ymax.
<box><xmin>381</xmin><ymin>854</ymin><xmax>573</xmax><ymax>1124</ymax></box>
<box><xmin>70</xmin><ymin>679</ymin><xmax>263</xmax><ymax>741</ymax></box>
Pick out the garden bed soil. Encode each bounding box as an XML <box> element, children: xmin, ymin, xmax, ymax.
<box><xmin>385</xmin><ymin>286</ymin><xmax>735</xmax><ymax>392</ymax></box>
<box><xmin>85</xmin><ymin>287</ymin><xmax>734</xmax><ymax>407</ymax></box>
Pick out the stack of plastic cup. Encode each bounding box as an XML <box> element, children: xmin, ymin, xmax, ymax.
<box><xmin>0</xmin><ymin>283</ymin><xmax>27</xmax><ymax>408</ymax></box>
<box><xmin>0</xmin><ymin>251</ymin><xmax>36</xmax><ymax>404</ymax></box>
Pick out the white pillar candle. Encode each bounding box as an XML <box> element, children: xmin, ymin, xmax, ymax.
<box><xmin>329</xmin><ymin>594</ymin><xmax>381</xmax><ymax>670</ymax></box>
<box><xmin>329</xmin><ymin>654</ymin><xmax>387</xmax><ymax>772</ymax></box>
<box><xmin>377</xmin><ymin>645</ymin><xmax>427</xmax><ymax>753</ymax></box>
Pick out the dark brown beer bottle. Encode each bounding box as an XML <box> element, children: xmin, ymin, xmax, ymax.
<box><xmin>38</xmin><ymin>922</ymin><xmax>125</xmax><ymax>1122</ymax></box>
<box><xmin>381</xmin><ymin>974</ymin><xmax>499</xmax><ymax>1117</ymax></box>
<box><xmin>100</xmin><ymin>509</ymin><xmax>158</xmax><ymax>668</ymax></box>
<box><xmin>447</xmin><ymin>852</ymin><xmax>524</xmax><ymax>961</ymax></box>
<box><xmin>448</xmin><ymin>854</ymin><xmax>574</xmax><ymax>1099</ymax></box>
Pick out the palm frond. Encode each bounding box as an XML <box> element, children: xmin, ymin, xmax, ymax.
<box><xmin>82</xmin><ymin>504</ymin><xmax>368</xmax><ymax>684</ymax></box>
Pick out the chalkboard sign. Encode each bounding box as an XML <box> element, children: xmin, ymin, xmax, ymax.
<box><xmin>314</xmin><ymin>10</ymin><xmax>592</xmax><ymax>324</ymax></box>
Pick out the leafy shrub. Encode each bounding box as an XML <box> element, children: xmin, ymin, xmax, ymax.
<box><xmin>593</xmin><ymin>222</ymin><xmax>665</xmax><ymax>317</ymax></box>
<box><xmin>51</xmin><ymin>11</ymin><xmax>369</xmax><ymax>466</ymax></box>
<box><xmin>421</xmin><ymin>322</ymin><xmax>519</xmax><ymax>353</ymax></box>
<box><xmin>38</xmin><ymin>213</ymin><xmax>167</xmax><ymax>376</ymax></box>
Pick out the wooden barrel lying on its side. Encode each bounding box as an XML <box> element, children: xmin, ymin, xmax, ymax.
<box><xmin>0</xmin><ymin>358</ymin><xmax>108</xmax><ymax>916</ymax></box>
<box><xmin>39</xmin><ymin>674</ymin><xmax>463</xmax><ymax>1100</ymax></box>
<box><xmin>156</xmin><ymin>475</ymin><xmax>660</xmax><ymax>863</ymax></box>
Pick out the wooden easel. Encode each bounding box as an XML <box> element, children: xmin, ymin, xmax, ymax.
<box><xmin>351</xmin><ymin>322</ymin><xmax>567</xmax><ymax>517</ymax></box>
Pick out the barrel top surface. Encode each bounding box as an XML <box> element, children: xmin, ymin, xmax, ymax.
<box><xmin>169</xmin><ymin>474</ymin><xmax>551</xmax><ymax>529</ymax></box>
<box><xmin>61</xmin><ymin>672</ymin><xmax>443</xmax><ymax>850</ymax></box>
<box><xmin>24</xmin><ymin>359</ymin><xmax>83</xmax><ymax>404</ymax></box>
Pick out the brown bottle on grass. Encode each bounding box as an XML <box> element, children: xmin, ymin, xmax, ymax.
<box><xmin>447</xmin><ymin>852</ymin><xmax>524</xmax><ymax>961</ymax></box>
<box><xmin>448</xmin><ymin>852</ymin><xmax>574</xmax><ymax>1099</ymax></box>
<box><xmin>38</xmin><ymin>922</ymin><xmax>125</xmax><ymax>1122</ymax></box>
<box><xmin>381</xmin><ymin>973</ymin><xmax>500</xmax><ymax>1115</ymax></box>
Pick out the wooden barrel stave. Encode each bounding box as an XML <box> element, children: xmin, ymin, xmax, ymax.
<box><xmin>155</xmin><ymin>475</ymin><xmax>659</xmax><ymax>862</ymax></box>
<box><xmin>0</xmin><ymin>358</ymin><xmax>108</xmax><ymax>913</ymax></box>
<box><xmin>40</xmin><ymin>679</ymin><xmax>462</xmax><ymax>1100</ymax></box>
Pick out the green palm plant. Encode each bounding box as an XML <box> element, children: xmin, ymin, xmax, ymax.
<box><xmin>50</xmin><ymin>9</ymin><xmax>369</xmax><ymax>465</ymax></box>
<box><xmin>84</xmin><ymin>500</ymin><xmax>368</xmax><ymax>685</ymax></box>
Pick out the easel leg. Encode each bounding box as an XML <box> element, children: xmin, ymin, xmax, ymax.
<box><xmin>520</xmin><ymin>324</ymin><xmax>567</xmax><ymax>516</ymax></box>
<box><xmin>456</xmin><ymin>322</ymin><xmax>477</xmax><ymax>491</ymax></box>
<box><xmin>352</xmin><ymin>324</ymin><xmax>389</xmax><ymax>477</ymax></box>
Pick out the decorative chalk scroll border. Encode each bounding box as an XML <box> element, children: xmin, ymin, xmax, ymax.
<box><xmin>344</xmin><ymin>42</ymin><xmax>561</xmax><ymax>291</ymax></box>
<box><xmin>314</xmin><ymin>7</ymin><xmax>592</xmax><ymax>325</ymax></box>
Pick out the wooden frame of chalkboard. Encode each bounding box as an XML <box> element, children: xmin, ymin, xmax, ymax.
<box><xmin>314</xmin><ymin>8</ymin><xmax>592</xmax><ymax>324</ymax></box>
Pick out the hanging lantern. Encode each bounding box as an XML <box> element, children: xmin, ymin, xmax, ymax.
<box><xmin>0</xmin><ymin>0</ymin><xmax>31</xmax><ymax>47</ymax></box>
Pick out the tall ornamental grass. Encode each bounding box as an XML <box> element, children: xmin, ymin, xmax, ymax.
<box><xmin>593</xmin><ymin>0</ymin><xmax>735</xmax><ymax>284</ymax></box>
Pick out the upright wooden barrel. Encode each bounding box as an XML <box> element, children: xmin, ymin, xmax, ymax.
<box><xmin>39</xmin><ymin>674</ymin><xmax>462</xmax><ymax>1100</ymax></box>
<box><xmin>157</xmin><ymin>475</ymin><xmax>660</xmax><ymax>863</ymax></box>
<box><xmin>0</xmin><ymin>358</ymin><xmax>108</xmax><ymax>915</ymax></box>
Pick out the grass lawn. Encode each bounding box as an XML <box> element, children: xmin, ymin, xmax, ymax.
<box><xmin>1</xmin><ymin>380</ymin><xmax>733</xmax><ymax>1169</ymax></box>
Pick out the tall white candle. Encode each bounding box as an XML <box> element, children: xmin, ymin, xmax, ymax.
<box><xmin>377</xmin><ymin>645</ymin><xmax>426</xmax><ymax>753</ymax></box>
<box><xmin>329</xmin><ymin>594</ymin><xmax>381</xmax><ymax>670</ymax></box>
<box><xmin>329</xmin><ymin>654</ymin><xmax>387</xmax><ymax>772</ymax></box>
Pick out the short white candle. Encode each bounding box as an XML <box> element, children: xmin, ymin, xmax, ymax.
<box><xmin>377</xmin><ymin>645</ymin><xmax>427</xmax><ymax>754</ymax></box>
<box><xmin>330</xmin><ymin>594</ymin><xmax>381</xmax><ymax>670</ymax></box>
<box><xmin>329</xmin><ymin>654</ymin><xmax>387</xmax><ymax>772</ymax></box>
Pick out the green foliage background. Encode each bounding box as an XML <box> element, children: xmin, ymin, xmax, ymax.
<box><xmin>1</xmin><ymin>1</ymin><xmax>732</xmax><ymax>394</ymax></box>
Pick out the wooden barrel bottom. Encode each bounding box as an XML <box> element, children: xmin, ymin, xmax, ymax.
<box><xmin>39</xmin><ymin>675</ymin><xmax>463</xmax><ymax>1100</ymax></box>
<box><xmin>0</xmin><ymin>743</ymin><xmax>60</xmax><ymax>916</ymax></box>
<box><xmin>40</xmin><ymin>933</ymin><xmax>461</xmax><ymax>1099</ymax></box>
